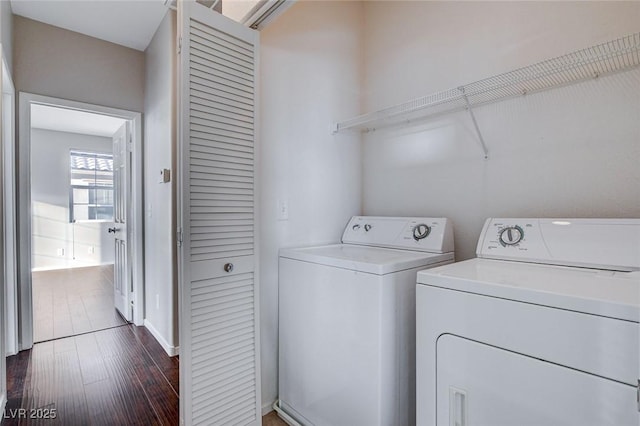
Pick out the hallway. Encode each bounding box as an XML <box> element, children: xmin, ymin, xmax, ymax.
<box><xmin>3</xmin><ymin>325</ymin><xmax>287</xmax><ymax>425</ymax></box>
<box><xmin>3</xmin><ymin>324</ymin><xmax>179</xmax><ymax>425</ymax></box>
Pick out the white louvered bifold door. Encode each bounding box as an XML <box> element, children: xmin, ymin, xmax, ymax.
<box><xmin>178</xmin><ymin>2</ymin><xmax>260</xmax><ymax>425</ymax></box>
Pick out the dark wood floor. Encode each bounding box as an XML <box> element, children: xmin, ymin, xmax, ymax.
<box><xmin>3</xmin><ymin>324</ymin><xmax>179</xmax><ymax>425</ymax></box>
<box><xmin>3</xmin><ymin>324</ymin><xmax>288</xmax><ymax>425</ymax></box>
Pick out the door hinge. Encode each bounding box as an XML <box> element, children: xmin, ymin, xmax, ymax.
<box><xmin>128</xmin><ymin>134</ymin><xmax>133</xmax><ymax>152</ymax></box>
<box><xmin>178</xmin><ymin>36</ymin><xmax>182</xmax><ymax>55</ymax></box>
<box><xmin>177</xmin><ymin>228</ymin><xmax>183</xmax><ymax>247</ymax></box>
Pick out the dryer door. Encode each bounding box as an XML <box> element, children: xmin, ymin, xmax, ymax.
<box><xmin>436</xmin><ymin>335</ymin><xmax>636</xmax><ymax>426</ymax></box>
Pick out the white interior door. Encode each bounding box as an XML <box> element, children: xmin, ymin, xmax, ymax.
<box><xmin>112</xmin><ymin>121</ymin><xmax>132</xmax><ymax>322</ymax></box>
<box><xmin>178</xmin><ymin>2</ymin><xmax>260</xmax><ymax>425</ymax></box>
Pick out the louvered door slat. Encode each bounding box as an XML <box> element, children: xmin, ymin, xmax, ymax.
<box><xmin>179</xmin><ymin>2</ymin><xmax>260</xmax><ymax>425</ymax></box>
<box><xmin>191</xmin><ymin>20</ymin><xmax>253</xmax><ymax>54</ymax></box>
<box><xmin>191</xmin><ymin>68</ymin><xmax>254</xmax><ymax>96</ymax></box>
<box><xmin>191</xmin><ymin>171</ymin><xmax>253</xmax><ymax>181</ymax></box>
<box><xmin>191</xmin><ymin>101</ymin><xmax>253</xmax><ymax>125</ymax></box>
<box><xmin>191</xmin><ymin>132</ymin><xmax>253</xmax><ymax>150</ymax></box>
<box><xmin>191</xmin><ymin>58</ymin><xmax>253</xmax><ymax>88</ymax></box>
<box><xmin>191</xmin><ymin>152</ymin><xmax>253</xmax><ymax>166</ymax></box>
<box><xmin>192</xmin><ymin>332</ymin><xmax>254</xmax><ymax>361</ymax></box>
<box><xmin>190</xmin><ymin>212</ymin><xmax>253</xmax><ymax>221</ymax></box>
<box><xmin>191</xmin><ymin>116</ymin><xmax>253</xmax><ymax>136</ymax></box>
<box><xmin>190</xmin><ymin>74</ymin><xmax>253</xmax><ymax>102</ymax></box>
<box><xmin>190</xmin><ymin>90</ymin><xmax>253</xmax><ymax>115</ymax></box>
<box><xmin>191</xmin><ymin>123</ymin><xmax>253</xmax><ymax>142</ymax></box>
<box><xmin>189</xmin><ymin>156</ymin><xmax>253</xmax><ymax>172</ymax></box>
<box><xmin>192</xmin><ymin>337</ymin><xmax>253</xmax><ymax>364</ymax></box>
<box><xmin>191</xmin><ymin>24</ymin><xmax>253</xmax><ymax>57</ymax></box>
<box><xmin>191</xmin><ymin>37</ymin><xmax>253</xmax><ymax>73</ymax></box>
<box><xmin>192</xmin><ymin>142</ymin><xmax>253</xmax><ymax>158</ymax></box>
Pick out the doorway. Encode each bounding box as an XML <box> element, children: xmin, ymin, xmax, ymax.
<box><xmin>17</xmin><ymin>93</ymin><xmax>144</xmax><ymax>350</ymax></box>
<box><xmin>29</xmin><ymin>105</ymin><xmax>129</xmax><ymax>342</ymax></box>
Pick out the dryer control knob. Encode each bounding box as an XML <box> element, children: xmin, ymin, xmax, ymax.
<box><xmin>413</xmin><ymin>224</ymin><xmax>431</xmax><ymax>241</ymax></box>
<box><xmin>364</xmin><ymin>224</ymin><xmax>372</xmax><ymax>232</ymax></box>
<box><xmin>499</xmin><ymin>226</ymin><xmax>524</xmax><ymax>246</ymax></box>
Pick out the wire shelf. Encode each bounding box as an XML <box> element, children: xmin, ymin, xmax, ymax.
<box><xmin>334</xmin><ymin>32</ymin><xmax>640</xmax><ymax>133</ymax></box>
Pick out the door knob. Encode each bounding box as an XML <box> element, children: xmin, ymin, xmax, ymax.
<box><xmin>108</xmin><ymin>227</ymin><xmax>117</xmax><ymax>233</ymax></box>
<box><xmin>223</xmin><ymin>263</ymin><xmax>234</xmax><ymax>273</ymax></box>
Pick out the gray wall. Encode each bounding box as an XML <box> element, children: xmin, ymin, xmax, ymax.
<box><xmin>31</xmin><ymin>128</ymin><xmax>114</xmax><ymax>270</ymax></box>
<box><xmin>14</xmin><ymin>16</ymin><xmax>144</xmax><ymax>112</ymax></box>
<box><xmin>361</xmin><ymin>1</ymin><xmax>640</xmax><ymax>261</ymax></box>
<box><xmin>143</xmin><ymin>11</ymin><xmax>178</xmax><ymax>353</ymax></box>
<box><xmin>259</xmin><ymin>1</ymin><xmax>363</xmax><ymax>410</ymax></box>
<box><xmin>0</xmin><ymin>0</ymin><xmax>12</xmax><ymax>70</ymax></box>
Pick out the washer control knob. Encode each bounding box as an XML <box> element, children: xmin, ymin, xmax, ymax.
<box><xmin>364</xmin><ymin>224</ymin><xmax>372</xmax><ymax>232</ymax></box>
<box><xmin>352</xmin><ymin>224</ymin><xmax>361</xmax><ymax>231</ymax></box>
<box><xmin>413</xmin><ymin>224</ymin><xmax>431</xmax><ymax>241</ymax></box>
<box><xmin>499</xmin><ymin>226</ymin><xmax>524</xmax><ymax>246</ymax></box>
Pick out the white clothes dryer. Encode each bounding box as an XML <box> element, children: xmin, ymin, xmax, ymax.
<box><xmin>416</xmin><ymin>218</ymin><xmax>640</xmax><ymax>426</ymax></box>
<box><xmin>278</xmin><ymin>216</ymin><xmax>455</xmax><ymax>426</ymax></box>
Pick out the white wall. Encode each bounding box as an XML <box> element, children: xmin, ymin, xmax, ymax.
<box><xmin>259</xmin><ymin>1</ymin><xmax>363</xmax><ymax>410</ymax></box>
<box><xmin>13</xmin><ymin>16</ymin><xmax>144</xmax><ymax>112</ymax></box>
<box><xmin>31</xmin><ymin>128</ymin><xmax>115</xmax><ymax>270</ymax></box>
<box><xmin>0</xmin><ymin>0</ymin><xmax>12</xmax><ymax>70</ymax></box>
<box><xmin>361</xmin><ymin>1</ymin><xmax>640</xmax><ymax>261</ymax></box>
<box><xmin>143</xmin><ymin>11</ymin><xmax>178</xmax><ymax>354</ymax></box>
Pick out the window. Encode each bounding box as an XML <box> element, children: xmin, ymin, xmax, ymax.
<box><xmin>69</xmin><ymin>151</ymin><xmax>114</xmax><ymax>222</ymax></box>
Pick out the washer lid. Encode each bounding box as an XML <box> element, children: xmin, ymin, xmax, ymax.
<box><xmin>417</xmin><ymin>258</ymin><xmax>640</xmax><ymax>322</ymax></box>
<box><xmin>280</xmin><ymin>244</ymin><xmax>453</xmax><ymax>275</ymax></box>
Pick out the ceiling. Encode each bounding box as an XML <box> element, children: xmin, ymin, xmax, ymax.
<box><xmin>31</xmin><ymin>104</ymin><xmax>127</xmax><ymax>138</ymax></box>
<box><xmin>10</xmin><ymin>0</ymin><xmax>169</xmax><ymax>51</ymax></box>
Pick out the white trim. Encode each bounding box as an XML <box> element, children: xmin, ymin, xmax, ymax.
<box><xmin>0</xmin><ymin>43</ymin><xmax>9</xmax><ymax>410</ymax></box>
<box><xmin>31</xmin><ymin>262</ymin><xmax>115</xmax><ymax>273</ymax></box>
<box><xmin>262</xmin><ymin>401</ymin><xmax>275</xmax><ymax>416</ymax></box>
<box><xmin>2</xmin><ymin>51</ymin><xmax>18</xmax><ymax>357</ymax></box>
<box><xmin>143</xmin><ymin>319</ymin><xmax>179</xmax><ymax>357</ymax></box>
<box><xmin>241</xmin><ymin>0</ymin><xmax>295</xmax><ymax>30</ymax></box>
<box><xmin>18</xmin><ymin>93</ymin><xmax>145</xmax><ymax>351</ymax></box>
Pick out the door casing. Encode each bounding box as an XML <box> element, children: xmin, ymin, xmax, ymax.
<box><xmin>17</xmin><ymin>92</ymin><xmax>144</xmax><ymax>350</ymax></box>
<box><xmin>2</xmin><ymin>50</ymin><xmax>17</xmax><ymax>358</ymax></box>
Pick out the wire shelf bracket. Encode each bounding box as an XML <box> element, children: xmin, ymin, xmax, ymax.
<box><xmin>459</xmin><ymin>87</ymin><xmax>489</xmax><ymax>159</ymax></box>
<box><xmin>332</xmin><ymin>32</ymin><xmax>640</xmax><ymax>158</ymax></box>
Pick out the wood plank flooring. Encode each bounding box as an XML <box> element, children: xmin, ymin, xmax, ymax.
<box><xmin>3</xmin><ymin>324</ymin><xmax>179</xmax><ymax>426</ymax></box>
<box><xmin>3</xmin><ymin>324</ymin><xmax>288</xmax><ymax>425</ymax></box>
<box><xmin>32</xmin><ymin>265</ymin><xmax>126</xmax><ymax>343</ymax></box>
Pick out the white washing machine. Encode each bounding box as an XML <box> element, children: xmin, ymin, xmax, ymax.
<box><xmin>416</xmin><ymin>218</ymin><xmax>640</xmax><ymax>426</ymax></box>
<box><xmin>278</xmin><ymin>216</ymin><xmax>455</xmax><ymax>426</ymax></box>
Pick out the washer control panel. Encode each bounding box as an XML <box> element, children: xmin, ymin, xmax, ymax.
<box><xmin>342</xmin><ymin>216</ymin><xmax>454</xmax><ymax>253</ymax></box>
<box><xmin>498</xmin><ymin>225</ymin><xmax>524</xmax><ymax>246</ymax></box>
<box><xmin>477</xmin><ymin>218</ymin><xmax>640</xmax><ymax>271</ymax></box>
<box><xmin>412</xmin><ymin>224</ymin><xmax>431</xmax><ymax>241</ymax></box>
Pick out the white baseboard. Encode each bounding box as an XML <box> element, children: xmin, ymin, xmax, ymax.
<box><xmin>143</xmin><ymin>319</ymin><xmax>179</xmax><ymax>357</ymax></box>
<box><xmin>262</xmin><ymin>400</ymin><xmax>276</xmax><ymax>416</ymax></box>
